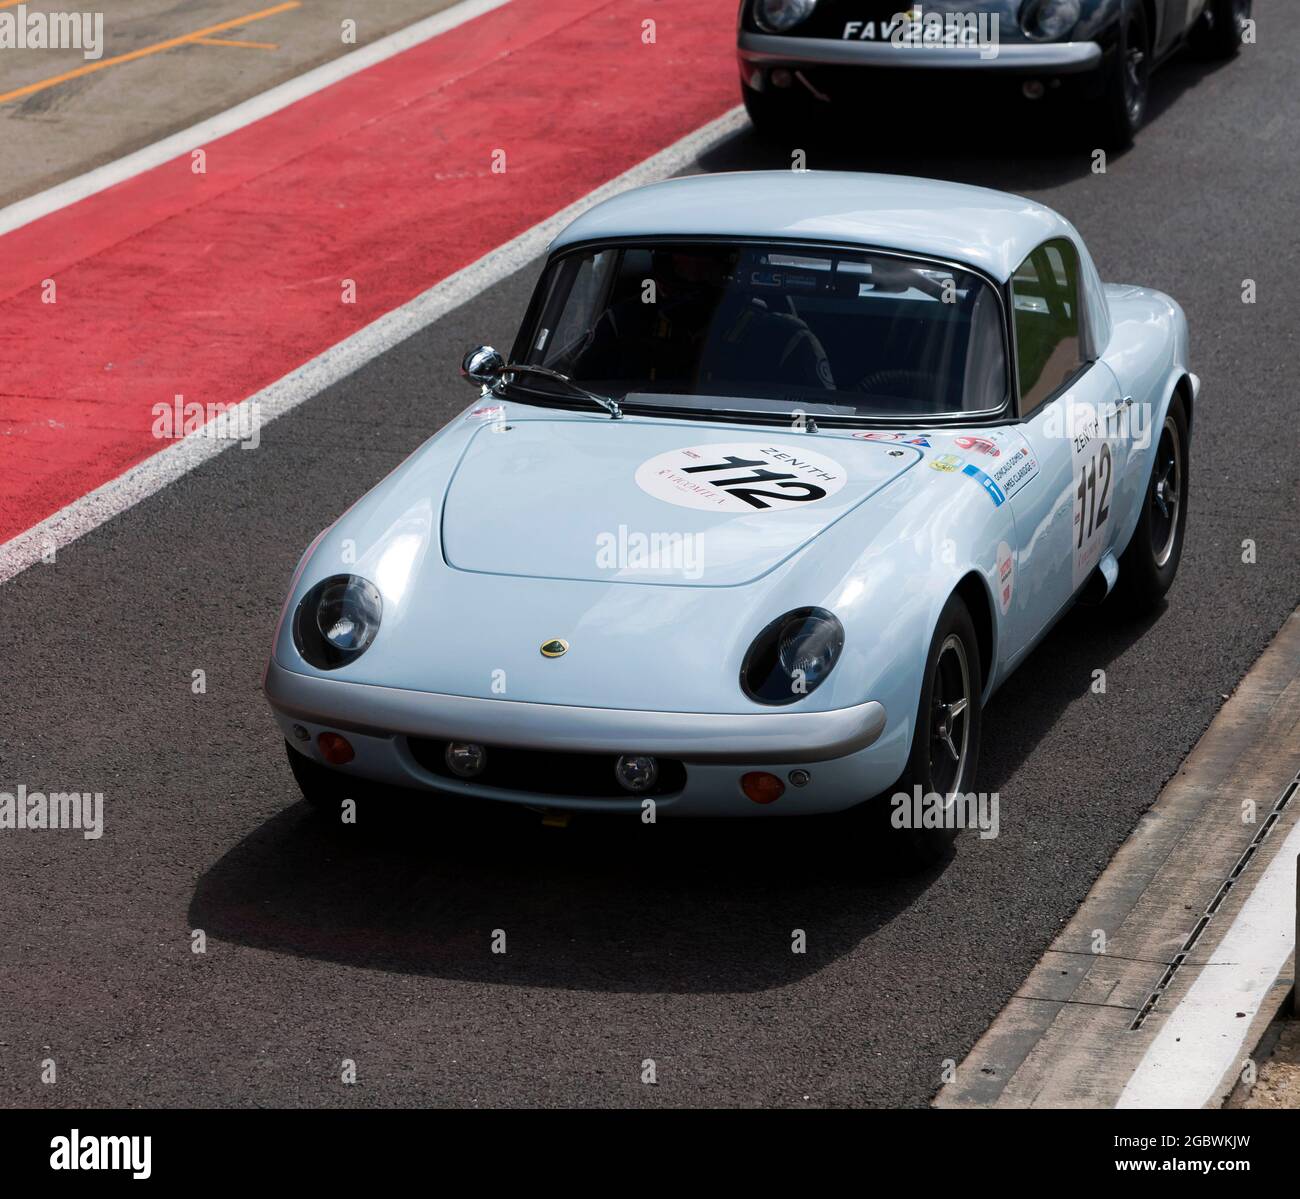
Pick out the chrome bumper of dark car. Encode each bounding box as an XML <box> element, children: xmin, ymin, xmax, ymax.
<box><xmin>265</xmin><ymin>658</ymin><xmax>886</xmax><ymax>764</ymax></box>
<box><xmin>738</xmin><ymin>32</ymin><xmax>1103</xmax><ymax>73</ymax></box>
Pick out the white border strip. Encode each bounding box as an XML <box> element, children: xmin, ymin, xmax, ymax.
<box><xmin>0</xmin><ymin>0</ymin><xmax>511</xmax><ymax>237</ymax></box>
<box><xmin>1116</xmin><ymin>820</ymin><xmax>1300</xmax><ymax>1109</ymax></box>
<box><xmin>0</xmin><ymin>107</ymin><xmax>746</xmax><ymax>586</ymax></box>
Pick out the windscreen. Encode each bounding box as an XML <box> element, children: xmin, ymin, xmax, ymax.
<box><xmin>516</xmin><ymin>242</ymin><xmax>1008</xmax><ymax>418</ymax></box>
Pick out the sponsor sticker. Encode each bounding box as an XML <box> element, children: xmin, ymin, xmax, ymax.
<box><xmin>634</xmin><ymin>442</ymin><xmax>847</xmax><ymax>513</ymax></box>
<box><xmin>962</xmin><ymin>462</ymin><xmax>1005</xmax><ymax>505</ymax></box>
<box><xmin>852</xmin><ymin>431</ymin><xmax>931</xmax><ymax>447</ymax></box>
<box><xmin>955</xmin><ymin>435</ymin><xmax>999</xmax><ymax>456</ymax></box>
<box><xmin>996</xmin><ymin>540</ymin><xmax>1015</xmax><ymax>614</ymax></box>
<box><xmin>929</xmin><ymin>429</ymin><xmax>1038</xmax><ymax>506</ymax></box>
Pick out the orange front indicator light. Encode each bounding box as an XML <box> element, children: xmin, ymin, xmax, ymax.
<box><xmin>741</xmin><ymin>771</ymin><xmax>784</xmax><ymax>805</ymax></box>
<box><xmin>317</xmin><ymin>732</ymin><xmax>355</xmax><ymax>765</ymax></box>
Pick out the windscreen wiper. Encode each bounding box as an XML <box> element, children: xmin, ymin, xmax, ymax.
<box><xmin>500</xmin><ymin>363</ymin><xmax>622</xmax><ymax>419</ymax></box>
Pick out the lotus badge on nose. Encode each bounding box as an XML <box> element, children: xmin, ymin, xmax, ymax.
<box><xmin>540</xmin><ymin>639</ymin><xmax>569</xmax><ymax>658</ymax></box>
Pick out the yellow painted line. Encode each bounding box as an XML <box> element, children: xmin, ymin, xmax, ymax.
<box><xmin>0</xmin><ymin>1</ymin><xmax>300</xmax><ymax>105</ymax></box>
<box><xmin>194</xmin><ymin>37</ymin><xmax>279</xmax><ymax>50</ymax></box>
<box><xmin>0</xmin><ymin>0</ymin><xmax>25</xmax><ymax>9</ymax></box>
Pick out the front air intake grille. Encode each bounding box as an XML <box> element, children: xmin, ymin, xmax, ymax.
<box><xmin>406</xmin><ymin>738</ymin><xmax>686</xmax><ymax>799</ymax></box>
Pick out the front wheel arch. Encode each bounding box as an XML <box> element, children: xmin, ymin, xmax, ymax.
<box><xmin>1099</xmin><ymin>0</ymin><xmax>1153</xmax><ymax>147</ymax></box>
<box><xmin>1140</xmin><ymin>0</ymin><xmax>1159</xmax><ymax>48</ymax></box>
<box><xmin>1175</xmin><ymin>372</ymin><xmax>1195</xmax><ymax>436</ymax></box>
<box><xmin>953</xmin><ymin>571</ymin><xmax>995</xmax><ymax>702</ymax></box>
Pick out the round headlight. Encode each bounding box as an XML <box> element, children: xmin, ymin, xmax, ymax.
<box><xmin>754</xmin><ymin>0</ymin><xmax>818</xmax><ymax>34</ymax></box>
<box><xmin>316</xmin><ymin>577</ymin><xmax>381</xmax><ymax>651</ymax></box>
<box><xmin>741</xmin><ymin>607</ymin><xmax>844</xmax><ymax>705</ymax></box>
<box><xmin>1022</xmin><ymin>0</ymin><xmax>1081</xmax><ymax>40</ymax></box>
<box><xmin>778</xmin><ymin>617</ymin><xmax>842</xmax><ymax>689</ymax></box>
<box><xmin>293</xmin><ymin>575</ymin><xmax>383</xmax><ymax>670</ymax></box>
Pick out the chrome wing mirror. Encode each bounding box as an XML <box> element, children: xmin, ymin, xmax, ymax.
<box><xmin>461</xmin><ymin>345</ymin><xmax>505</xmax><ymax>389</ymax></box>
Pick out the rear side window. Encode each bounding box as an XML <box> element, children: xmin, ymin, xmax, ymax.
<box><xmin>1012</xmin><ymin>238</ymin><xmax>1083</xmax><ymax>414</ymax></box>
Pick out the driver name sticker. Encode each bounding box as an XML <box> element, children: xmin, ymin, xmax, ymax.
<box><xmin>635</xmin><ymin>442</ymin><xmax>847</xmax><ymax>513</ymax></box>
<box><xmin>983</xmin><ymin>430</ymin><xmax>1040</xmax><ymax>505</ymax></box>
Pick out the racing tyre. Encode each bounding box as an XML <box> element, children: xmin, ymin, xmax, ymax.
<box><xmin>1191</xmin><ymin>0</ymin><xmax>1251</xmax><ymax>59</ymax></box>
<box><xmin>1113</xmin><ymin>394</ymin><xmax>1189</xmax><ymax>614</ymax></box>
<box><xmin>285</xmin><ymin>740</ymin><xmax>360</xmax><ymax>819</ymax></box>
<box><xmin>854</xmin><ymin>593</ymin><xmax>983</xmax><ymax>871</ymax></box>
<box><xmin>1099</xmin><ymin>0</ymin><xmax>1151</xmax><ymax>149</ymax></box>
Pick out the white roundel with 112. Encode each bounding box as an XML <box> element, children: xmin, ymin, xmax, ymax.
<box><xmin>634</xmin><ymin>442</ymin><xmax>847</xmax><ymax>513</ymax></box>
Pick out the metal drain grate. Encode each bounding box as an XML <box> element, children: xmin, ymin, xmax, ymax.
<box><xmin>1129</xmin><ymin>768</ymin><xmax>1300</xmax><ymax>1031</ymax></box>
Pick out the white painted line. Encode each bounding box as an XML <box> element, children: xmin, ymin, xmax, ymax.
<box><xmin>1117</xmin><ymin>819</ymin><xmax>1300</xmax><ymax>1109</ymax></box>
<box><xmin>0</xmin><ymin>107</ymin><xmax>748</xmax><ymax>586</ymax></box>
<box><xmin>0</xmin><ymin>0</ymin><xmax>511</xmax><ymax>237</ymax></box>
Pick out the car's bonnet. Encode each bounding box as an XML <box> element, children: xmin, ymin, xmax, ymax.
<box><xmin>277</xmin><ymin>405</ymin><xmax>1002</xmax><ymax>713</ymax></box>
<box><xmin>440</xmin><ymin>416</ymin><xmax>921</xmax><ymax>587</ymax></box>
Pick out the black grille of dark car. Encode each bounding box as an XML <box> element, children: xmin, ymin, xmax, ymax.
<box><xmin>406</xmin><ymin>738</ymin><xmax>687</xmax><ymax>799</ymax></box>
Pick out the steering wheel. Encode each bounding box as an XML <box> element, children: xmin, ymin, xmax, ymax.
<box><xmin>857</xmin><ymin>368</ymin><xmax>948</xmax><ymax>403</ymax></box>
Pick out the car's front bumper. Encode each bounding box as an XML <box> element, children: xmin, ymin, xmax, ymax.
<box><xmin>265</xmin><ymin>657</ymin><xmax>901</xmax><ymax>816</ymax></box>
<box><xmin>738</xmin><ymin>31</ymin><xmax>1103</xmax><ymax>74</ymax></box>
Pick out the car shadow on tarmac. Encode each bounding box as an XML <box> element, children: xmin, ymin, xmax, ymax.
<box><xmin>977</xmin><ymin>597</ymin><xmax>1166</xmax><ymax>796</ymax></box>
<box><xmin>188</xmin><ymin>598</ymin><xmax>1166</xmax><ymax>994</ymax></box>
<box><xmin>189</xmin><ymin>788</ymin><xmax>938</xmax><ymax>994</ymax></box>
<box><xmin>699</xmin><ymin>51</ymin><xmax>1238</xmax><ymax>190</ymax></box>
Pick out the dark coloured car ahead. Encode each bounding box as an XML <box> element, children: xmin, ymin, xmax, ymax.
<box><xmin>737</xmin><ymin>0</ymin><xmax>1252</xmax><ymax>146</ymax></box>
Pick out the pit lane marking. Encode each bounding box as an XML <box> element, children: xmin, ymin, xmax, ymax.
<box><xmin>0</xmin><ymin>0</ymin><xmax>511</xmax><ymax>235</ymax></box>
<box><xmin>0</xmin><ymin>2</ymin><xmax>302</xmax><ymax>106</ymax></box>
<box><xmin>0</xmin><ymin>106</ymin><xmax>746</xmax><ymax>586</ymax></box>
<box><xmin>194</xmin><ymin>37</ymin><xmax>281</xmax><ymax>50</ymax></box>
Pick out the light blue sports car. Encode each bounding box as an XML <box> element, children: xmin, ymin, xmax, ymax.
<box><xmin>265</xmin><ymin>171</ymin><xmax>1195</xmax><ymax>865</ymax></box>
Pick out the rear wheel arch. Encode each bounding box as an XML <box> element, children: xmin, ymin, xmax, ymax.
<box><xmin>1112</xmin><ymin>390</ymin><xmax>1189</xmax><ymax>613</ymax></box>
